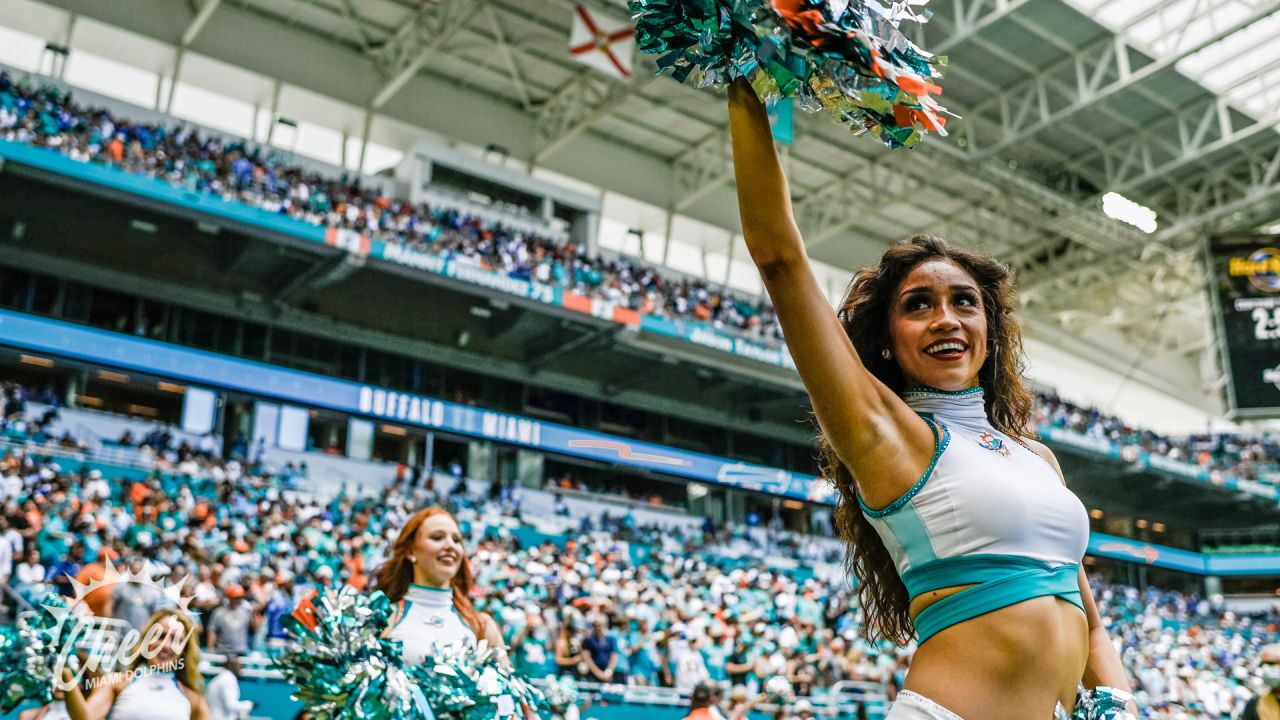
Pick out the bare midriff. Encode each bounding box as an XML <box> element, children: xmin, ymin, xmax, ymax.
<box><xmin>901</xmin><ymin>583</ymin><xmax>1089</xmax><ymax>720</ymax></box>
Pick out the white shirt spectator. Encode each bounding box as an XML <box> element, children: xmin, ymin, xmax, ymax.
<box><xmin>16</xmin><ymin>559</ymin><xmax>45</xmax><ymax>586</ymax></box>
<box><xmin>1</xmin><ymin>473</ymin><xmax>22</xmax><ymax>501</ymax></box>
<box><xmin>3</xmin><ymin>526</ymin><xmax>23</xmax><ymax>556</ymax></box>
<box><xmin>205</xmin><ymin>669</ymin><xmax>253</xmax><ymax>720</ymax></box>
<box><xmin>673</xmin><ymin>639</ymin><xmax>709</xmax><ymax>693</ymax></box>
<box><xmin>0</xmin><ymin>538</ymin><xmax>12</xmax><ymax>585</ymax></box>
<box><xmin>85</xmin><ymin>470</ymin><xmax>110</xmax><ymax>501</ymax></box>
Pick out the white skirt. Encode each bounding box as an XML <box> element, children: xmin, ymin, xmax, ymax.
<box><xmin>885</xmin><ymin>690</ymin><xmax>1076</xmax><ymax>720</ymax></box>
<box><xmin>885</xmin><ymin>691</ymin><xmax>966</xmax><ymax>720</ymax></box>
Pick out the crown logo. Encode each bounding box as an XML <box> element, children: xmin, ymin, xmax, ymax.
<box><xmin>44</xmin><ymin>559</ymin><xmax>196</xmax><ymax>644</ymax></box>
<box><xmin>45</xmin><ymin>559</ymin><xmax>199</xmax><ymax>691</ymax></box>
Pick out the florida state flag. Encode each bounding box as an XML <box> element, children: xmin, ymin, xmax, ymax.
<box><xmin>569</xmin><ymin>4</ymin><xmax>635</xmax><ymax>80</ymax></box>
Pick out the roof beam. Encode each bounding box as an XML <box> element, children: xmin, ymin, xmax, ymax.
<box><xmin>928</xmin><ymin>0</ymin><xmax>1034</xmax><ymax>54</ymax></box>
<box><xmin>483</xmin><ymin>5</ymin><xmax>532</xmax><ymax>111</ymax></box>
<box><xmin>370</xmin><ymin>0</ymin><xmax>486</xmax><ymax>109</ymax></box>
<box><xmin>966</xmin><ymin>1</ymin><xmax>1280</xmax><ymax>160</ymax></box>
<box><xmin>531</xmin><ymin>73</ymin><xmax>658</xmax><ymax>166</ymax></box>
<box><xmin>181</xmin><ymin>0</ymin><xmax>223</xmax><ymax>47</ymax></box>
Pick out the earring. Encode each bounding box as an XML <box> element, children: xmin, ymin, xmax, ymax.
<box><xmin>881</xmin><ymin>348</ymin><xmax>892</xmax><ymax>360</ymax></box>
<box><xmin>409</xmin><ymin>556</ymin><xmax>417</xmax><ymax>563</ymax></box>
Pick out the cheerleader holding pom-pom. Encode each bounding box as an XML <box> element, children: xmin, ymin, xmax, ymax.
<box><xmin>721</xmin><ymin>69</ymin><xmax>1139</xmax><ymax>720</ymax></box>
<box><xmin>273</xmin><ymin>508</ymin><xmax>545</xmax><ymax>720</ymax></box>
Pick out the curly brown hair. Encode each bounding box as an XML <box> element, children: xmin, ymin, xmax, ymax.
<box><xmin>823</xmin><ymin>233</ymin><xmax>1034</xmax><ymax>645</ymax></box>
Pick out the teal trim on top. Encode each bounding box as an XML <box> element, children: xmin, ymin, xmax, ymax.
<box><xmin>902</xmin><ymin>385</ymin><xmax>983</xmax><ymax>398</ymax></box>
<box><xmin>902</xmin><ymin>553</ymin><xmax>1062</xmax><ymax>598</ymax></box>
<box><xmin>910</xmin><ymin>559</ymin><xmax>1082</xmax><ymax>645</ymax></box>
<box><xmin>882</xmin><ymin>504</ymin><xmax>938</xmax><ymax>568</ymax></box>
<box><xmin>393</xmin><ymin>599</ymin><xmax>413</xmax><ymax>629</ymax></box>
<box><xmin>859</xmin><ymin>417</ymin><xmax>950</xmax><ymax>518</ymax></box>
<box><xmin>410</xmin><ymin>583</ymin><xmax>453</xmax><ymax>593</ymax></box>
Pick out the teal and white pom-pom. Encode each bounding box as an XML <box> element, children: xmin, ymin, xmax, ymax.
<box><xmin>272</xmin><ymin>587</ymin><xmax>547</xmax><ymax>720</ymax></box>
<box><xmin>0</xmin><ymin>595</ymin><xmax>73</xmax><ymax>713</ymax></box>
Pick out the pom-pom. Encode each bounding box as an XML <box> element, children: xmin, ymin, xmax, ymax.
<box><xmin>629</xmin><ymin>0</ymin><xmax>951</xmax><ymax>148</ymax></box>
<box><xmin>1072</xmin><ymin>686</ymin><xmax>1137</xmax><ymax>720</ymax></box>
<box><xmin>0</xmin><ymin>596</ymin><xmax>71</xmax><ymax>713</ymax></box>
<box><xmin>272</xmin><ymin>588</ymin><xmax>435</xmax><ymax>720</ymax></box>
<box><xmin>407</xmin><ymin>642</ymin><xmax>547</xmax><ymax>720</ymax></box>
<box><xmin>272</xmin><ymin>588</ymin><xmax>547</xmax><ymax>720</ymax></box>
<box><xmin>762</xmin><ymin>675</ymin><xmax>795</xmax><ymax>704</ymax></box>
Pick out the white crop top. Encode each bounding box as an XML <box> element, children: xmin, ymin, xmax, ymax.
<box><xmin>858</xmin><ymin>386</ymin><xmax>1091</xmax><ymax>643</ymax></box>
<box><xmin>387</xmin><ymin>584</ymin><xmax>477</xmax><ymax>665</ymax></box>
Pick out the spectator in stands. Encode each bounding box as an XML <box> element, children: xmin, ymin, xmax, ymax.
<box><xmin>205</xmin><ymin>656</ymin><xmax>253</xmax><ymax>720</ymax></box>
<box><xmin>264</xmin><ymin>571</ymin><xmax>296</xmax><ymax>651</ymax></box>
<box><xmin>3</xmin><ymin>383</ymin><xmax>26</xmax><ymax>420</ymax></box>
<box><xmin>0</xmin><ymin>516</ymin><xmax>11</xmax><ymax>590</ymax></box>
<box><xmin>582</xmin><ymin>615</ymin><xmax>619</xmax><ymax>683</ymax></box>
<box><xmin>673</xmin><ymin>631</ymin><xmax>711</xmax><ymax>694</ymax></box>
<box><xmin>48</xmin><ymin>544</ymin><xmax>85</xmax><ymax>597</ymax></box>
<box><xmin>628</xmin><ymin>616</ymin><xmax>662</xmax><ymax>687</ymax></box>
<box><xmin>112</xmin><ymin>556</ymin><xmax>163</xmax><ymax>632</ymax></box>
<box><xmin>554</xmin><ymin>618</ymin><xmax>585</xmax><ymax>679</ymax></box>
<box><xmin>682</xmin><ymin>684</ymin><xmax>720</xmax><ymax>720</ymax></box>
<box><xmin>15</xmin><ymin>547</ymin><xmax>46</xmax><ymax>599</ymax></box>
<box><xmin>208</xmin><ymin>584</ymin><xmax>255</xmax><ymax>657</ymax></box>
<box><xmin>1228</xmin><ymin>643</ymin><xmax>1278</xmax><ymax>720</ymax></box>
<box><xmin>727</xmin><ymin>688</ymin><xmax>764</xmax><ymax>720</ymax></box>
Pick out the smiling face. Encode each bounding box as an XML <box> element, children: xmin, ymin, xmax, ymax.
<box><xmin>411</xmin><ymin>513</ymin><xmax>465</xmax><ymax>588</ymax></box>
<box><xmin>143</xmin><ymin>614</ymin><xmax>190</xmax><ymax>668</ymax></box>
<box><xmin>888</xmin><ymin>259</ymin><xmax>989</xmax><ymax>391</ymax></box>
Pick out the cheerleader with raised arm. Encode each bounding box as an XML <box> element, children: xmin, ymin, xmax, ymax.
<box><xmin>726</xmin><ymin>79</ymin><xmax>1137</xmax><ymax>720</ymax></box>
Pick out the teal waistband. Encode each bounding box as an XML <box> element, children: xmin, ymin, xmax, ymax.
<box><xmin>904</xmin><ymin>555</ymin><xmax>1084</xmax><ymax>645</ymax></box>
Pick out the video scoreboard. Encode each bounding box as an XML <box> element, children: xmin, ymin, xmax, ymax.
<box><xmin>1208</xmin><ymin>234</ymin><xmax>1280</xmax><ymax>418</ymax></box>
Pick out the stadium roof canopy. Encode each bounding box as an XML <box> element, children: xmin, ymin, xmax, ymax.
<box><xmin>9</xmin><ymin>0</ymin><xmax>1280</xmax><ymax>415</ymax></box>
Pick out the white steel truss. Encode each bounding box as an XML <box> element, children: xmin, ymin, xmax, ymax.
<box><xmin>964</xmin><ymin>1</ymin><xmax>1280</xmax><ymax>160</ymax></box>
<box><xmin>369</xmin><ymin>0</ymin><xmax>485</xmax><ymax>109</ymax></box>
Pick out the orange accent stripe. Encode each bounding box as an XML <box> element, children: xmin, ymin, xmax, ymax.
<box><xmin>614</xmin><ymin>308</ymin><xmax>641</xmax><ymax>327</ymax></box>
<box><xmin>562</xmin><ymin>293</ymin><xmax>592</xmax><ymax>314</ymax></box>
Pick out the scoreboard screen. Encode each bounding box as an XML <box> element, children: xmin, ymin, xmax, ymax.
<box><xmin>1208</xmin><ymin>235</ymin><xmax>1280</xmax><ymax>418</ymax></box>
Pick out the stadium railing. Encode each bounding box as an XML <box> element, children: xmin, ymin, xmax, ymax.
<box><xmin>208</xmin><ymin>651</ymin><xmax>888</xmax><ymax>720</ymax></box>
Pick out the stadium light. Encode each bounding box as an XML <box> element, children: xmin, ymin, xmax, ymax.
<box><xmin>1101</xmin><ymin>192</ymin><xmax>1157</xmax><ymax>234</ymax></box>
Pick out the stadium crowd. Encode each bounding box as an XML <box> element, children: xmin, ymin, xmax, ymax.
<box><xmin>1034</xmin><ymin>392</ymin><xmax>1280</xmax><ymax>486</ymax></box>
<box><xmin>2</xmin><ymin>63</ymin><xmax>1280</xmax><ymax>719</ymax></box>
<box><xmin>2</xmin><ymin>68</ymin><xmax>1278</xmax><ymax>487</ymax></box>
<box><xmin>0</xmin><ymin>71</ymin><xmax>785</xmax><ymax>344</ymax></box>
<box><xmin>0</xmin><ymin>407</ymin><xmax>1276</xmax><ymax>719</ymax></box>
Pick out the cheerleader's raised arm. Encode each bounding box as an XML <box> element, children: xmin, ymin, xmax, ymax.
<box><xmin>726</xmin><ymin>78</ymin><xmax>936</xmax><ymax>511</ymax></box>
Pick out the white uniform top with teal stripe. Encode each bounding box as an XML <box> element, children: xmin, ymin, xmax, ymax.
<box><xmin>859</xmin><ymin>386</ymin><xmax>1090</xmax><ymax>644</ymax></box>
<box><xmin>387</xmin><ymin>583</ymin><xmax>477</xmax><ymax>665</ymax></box>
